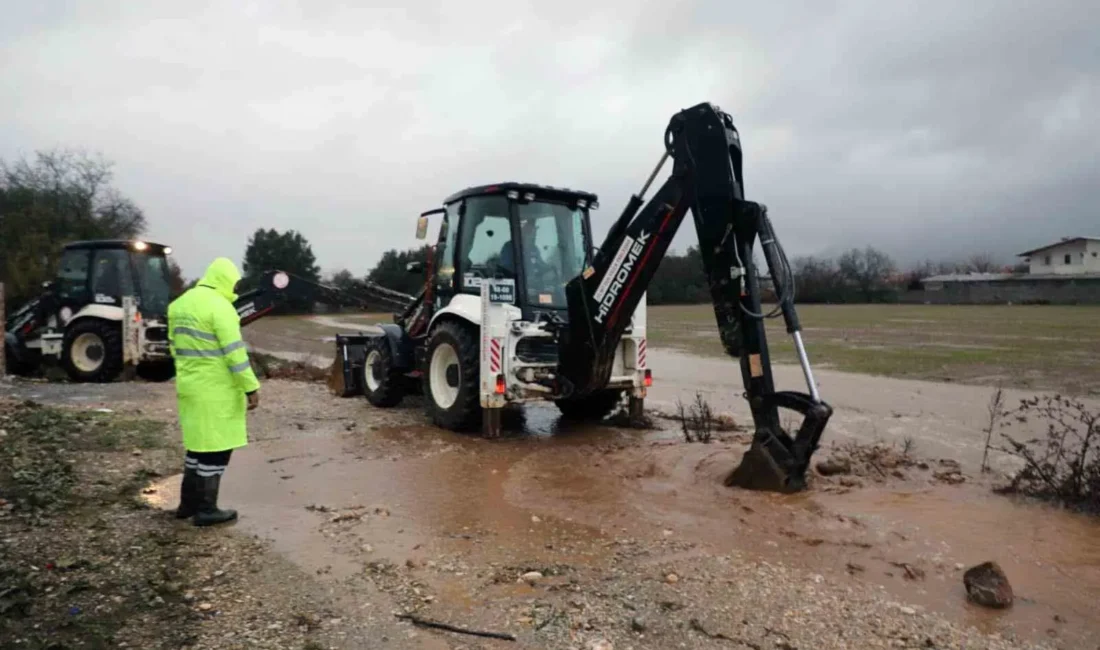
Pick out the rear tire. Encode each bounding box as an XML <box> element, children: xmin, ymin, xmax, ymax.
<box><xmin>555</xmin><ymin>389</ymin><xmax>624</xmax><ymax>421</ymax></box>
<box><xmin>422</xmin><ymin>320</ymin><xmax>481</xmax><ymax>432</ymax></box>
<box><xmin>362</xmin><ymin>337</ymin><xmax>405</xmax><ymax>407</ymax></box>
<box><xmin>61</xmin><ymin>318</ymin><xmax>123</xmax><ymax>383</ymax></box>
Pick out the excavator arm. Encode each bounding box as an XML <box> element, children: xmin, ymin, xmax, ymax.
<box><xmin>559</xmin><ymin>102</ymin><xmax>833</xmax><ymax>493</ymax></box>
<box><xmin>235</xmin><ymin>270</ymin><xmax>416</xmax><ymax>326</ymax></box>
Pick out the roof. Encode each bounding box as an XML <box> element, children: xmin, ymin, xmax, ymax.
<box><xmin>63</xmin><ymin>239</ymin><xmax>169</xmax><ymax>251</ymax></box>
<box><xmin>923</xmin><ymin>272</ymin><xmax>1015</xmax><ymax>283</ymax></box>
<box><xmin>1017</xmin><ymin>237</ymin><xmax>1100</xmax><ymax>257</ymax></box>
<box><xmin>923</xmin><ymin>272</ymin><xmax>1100</xmax><ymax>283</ymax></box>
<box><xmin>442</xmin><ymin>182</ymin><xmax>598</xmax><ymax>206</ymax></box>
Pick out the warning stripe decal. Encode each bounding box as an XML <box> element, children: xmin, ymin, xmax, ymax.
<box><xmin>489</xmin><ymin>338</ymin><xmax>502</xmax><ymax>373</ymax></box>
<box><xmin>638</xmin><ymin>337</ymin><xmax>647</xmax><ymax>368</ymax></box>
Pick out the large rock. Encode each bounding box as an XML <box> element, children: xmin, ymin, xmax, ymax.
<box><xmin>816</xmin><ymin>457</ymin><xmax>852</xmax><ymax>476</ymax></box>
<box><xmin>963</xmin><ymin>561</ymin><xmax>1014</xmax><ymax>609</ymax></box>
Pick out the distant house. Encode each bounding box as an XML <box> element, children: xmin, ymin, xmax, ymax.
<box><xmin>1018</xmin><ymin>236</ymin><xmax>1100</xmax><ymax>275</ymax></box>
<box><xmin>914</xmin><ymin>236</ymin><xmax>1100</xmax><ymax>305</ymax></box>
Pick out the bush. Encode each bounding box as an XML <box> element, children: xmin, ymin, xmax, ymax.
<box><xmin>990</xmin><ymin>394</ymin><xmax>1100</xmax><ymax>513</ymax></box>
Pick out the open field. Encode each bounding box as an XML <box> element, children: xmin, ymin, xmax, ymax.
<box><xmin>647</xmin><ymin>303</ymin><xmax>1100</xmax><ymax>395</ymax></box>
<box><xmin>240</xmin><ymin>304</ymin><xmax>1100</xmax><ymax>396</ymax></box>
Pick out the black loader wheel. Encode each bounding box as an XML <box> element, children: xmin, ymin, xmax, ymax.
<box><xmin>422</xmin><ymin>320</ymin><xmax>481</xmax><ymax>432</ymax></box>
<box><xmin>61</xmin><ymin>318</ymin><xmax>123</xmax><ymax>383</ymax></box>
<box><xmin>362</xmin><ymin>336</ymin><xmax>405</xmax><ymax>408</ymax></box>
<box><xmin>555</xmin><ymin>389</ymin><xmax>624</xmax><ymax>422</ymax></box>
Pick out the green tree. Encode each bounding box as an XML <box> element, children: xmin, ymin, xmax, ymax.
<box><xmin>241</xmin><ymin>228</ymin><xmax>321</xmax><ymax>313</ymax></box>
<box><xmin>1</xmin><ymin>149</ymin><xmax>147</xmax><ymax>311</ymax></box>
<box><xmin>646</xmin><ymin>246</ymin><xmax>710</xmax><ymax>305</ymax></box>
<box><xmin>168</xmin><ymin>259</ymin><xmax>187</xmax><ymax>299</ymax></box>
<box><xmin>328</xmin><ymin>268</ymin><xmax>356</xmax><ymax>292</ymax></box>
<box><xmin>367</xmin><ymin>246</ymin><xmax>432</xmax><ymax>297</ymax></box>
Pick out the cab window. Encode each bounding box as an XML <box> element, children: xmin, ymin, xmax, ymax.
<box><xmin>90</xmin><ymin>249</ymin><xmax>135</xmax><ymax>299</ymax></box>
<box><xmin>458</xmin><ymin>195</ymin><xmax>513</xmax><ymax>293</ymax></box>
<box><xmin>56</xmin><ymin>248</ymin><xmax>91</xmax><ymax>302</ymax></box>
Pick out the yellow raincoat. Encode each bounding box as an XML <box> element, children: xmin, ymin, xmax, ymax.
<box><xmin>168</xmin><ymin>258</ymin><xmax>260</xmax><ymax>452</ymax></box>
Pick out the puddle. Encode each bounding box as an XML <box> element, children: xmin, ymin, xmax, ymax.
<box><xmin>816</xmin><ymin>486</ymin><xmax>1100</xmax><ymax>645</ymax></box>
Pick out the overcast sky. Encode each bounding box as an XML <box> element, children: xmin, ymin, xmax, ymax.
<box><xmin>2</xmin><ymin>1</ymin><xmax>1097</xmax><ymax>279</ymax></box>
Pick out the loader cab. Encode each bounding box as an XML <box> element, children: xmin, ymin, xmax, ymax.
<box><xmin>417</xmin><ymin>183</ymin><xmax>598</xmax><ymax>322</ymax></box>
<box><xmin>51</xmin><ymin>240</ymin><xmax>174</xmax><ymax>318</ymax></box>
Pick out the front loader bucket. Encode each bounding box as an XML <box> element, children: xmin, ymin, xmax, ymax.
<box><xmin>328</xmin><ymin>333</ymin><xmax>370</xmax><ymax>398</ymax></box>
<box><xmin>724</xmin><ymin>392</ymin><xmax>833</xmax><ymax>494</ymax></box>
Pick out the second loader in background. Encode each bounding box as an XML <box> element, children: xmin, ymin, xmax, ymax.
<box><xmin>337</xmin><ymin>101</ymin><xmax>835</xmax><ymax>494</ymax></box>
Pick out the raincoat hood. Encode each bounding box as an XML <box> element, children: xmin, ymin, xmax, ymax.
<box><xmin>198</xmin><ymin>257</ymin><xmax>242</xmax><ymax>302</ymax></box>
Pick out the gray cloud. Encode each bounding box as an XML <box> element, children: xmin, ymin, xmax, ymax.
<box><xmin>2</xmin><ymin>1</ymin><xmax>1097</xmax><ymax>279</ymax></box>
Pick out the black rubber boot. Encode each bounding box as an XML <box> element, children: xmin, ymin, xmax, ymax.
<box><xmin>174</xmin><ymin>467</ymin><xmax>199</xmax><ymax>519</ymax></box>
<box><xmin>193</xmin><ymin>474</ymin><xmax>238</xmax><ymax>527</ymax></box>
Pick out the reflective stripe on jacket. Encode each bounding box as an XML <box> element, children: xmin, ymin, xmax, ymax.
<box><xmin>168</xmin><ymin>257</ymin><xmax>260</xmax><ymax>452</ymax></box>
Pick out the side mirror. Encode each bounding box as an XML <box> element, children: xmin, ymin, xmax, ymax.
<box><xmin>415</xmin><ymin>216</ymin><xmax>429</xmax><ymax>240</ymax></box>
<box><xmin>406</xmin><ymin>261</ymin><xmax>423</xmax><ymax>274</ymax></box>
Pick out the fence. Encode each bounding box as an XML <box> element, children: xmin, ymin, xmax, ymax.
<box><xmin>904</xmin><ymin>277</ymin><xmax>1100</xmax><ymax>305</ymax></box>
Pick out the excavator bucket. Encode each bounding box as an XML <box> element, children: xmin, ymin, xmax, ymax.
<box><xmin>724</xmin><ymin>431</ymin><xmax>807</xmax><ymax>493</ymax></box>
<box><xmin>724</xmin><ymin>392</ymin><xmax>833</xmax><ymax>494</ymax></box>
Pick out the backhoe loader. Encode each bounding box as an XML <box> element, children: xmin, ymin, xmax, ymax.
<box><xmin>337</xmin><ymin>102</ymin><xmax>834</xmax><ymax>493</ymax></box>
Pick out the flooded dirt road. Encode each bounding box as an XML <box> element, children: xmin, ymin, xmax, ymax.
<box><xmin>7</xmin><ymin>322</ymin><xmax>1099</xmax><ymax>649</ymax></box>
<box><xmin>99</xmin><ymin>374</ymin><xmax>1095</xmax><ymax>650</ymax></box>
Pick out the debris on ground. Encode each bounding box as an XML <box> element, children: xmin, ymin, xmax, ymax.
<box><xmin>813</xmin><ymin>439</ymin><xmax>951</xmax><ymax>485</ymax></box>
<box><xmin>964</xmin><ymin>561</ymin><xmax>1014</xmax><ymax>609</ymax></box>
<box><xmin>251</xmin><ymin>352</ymin><xmax>328</xmax><ymax>382</ymax></box>
<box><xmin>816</xmin><ymin>458</ymin><xmax>852</xmax><ymax>476</ymax></box>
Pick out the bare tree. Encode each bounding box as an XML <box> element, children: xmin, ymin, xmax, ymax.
<box><xmin>966</xmin><ymin>253</ymin><xmax>1000</xmax><ymax>273</ymax></box>
<box><xmin>837</xmin><ymin>246</ymin><xmax>897</xmax><ymax>301</ymax></box>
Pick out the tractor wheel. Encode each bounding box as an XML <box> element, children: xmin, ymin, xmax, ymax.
<box><xmin>362</xmin><ymin>337</ymin><xmax>405</xmax><ymax>408</ymax></box>
<box><xmin>555</xmin><ymin>389</ymin><xmax>624</xmax><ymax>422</ymax></box>
<box><xmin>137</xmin><ymin>360</ymin><xmax>176</xmax><ymax>382</ymax></box>
<box><xmin>61</xmin><ymin>318</ymin><xmax>123</xmax><ymax>383</ymax></box>
<box><xmin>422</xmin><ymin>320</ymin><xmax>481</xmax><ymax>432</ymax></box>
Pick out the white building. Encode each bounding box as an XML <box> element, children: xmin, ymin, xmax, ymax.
<box><xmin>1018</xmin><ymin>237</ymin><xmax>1100</xmax><ymax>276</ymax></box>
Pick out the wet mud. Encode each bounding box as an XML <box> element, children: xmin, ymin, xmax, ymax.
<box><xmin>142</xmin><ymin>389</ymin><xmax>1100</xmax><ymax>649</ymax></box>
<box><xmin>13</xmin><ymin>322</ymin><xmax>1100</xmax><ymax>648</ymax></box>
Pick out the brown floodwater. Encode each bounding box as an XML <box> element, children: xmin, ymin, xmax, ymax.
<box><xmin>145</xmin><ymin>403</ymin><xmax>1100</xmax><ymax>648</ymax></box>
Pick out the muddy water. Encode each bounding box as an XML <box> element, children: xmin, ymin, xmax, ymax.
<box><xmin>503</xmin><ymin>434</ymin><xmax>1100</xmax><ymax>648</ymax></box>
<box><xmin>141</xmin><ymin>375</ymin><xmax>1100</xmax><ymax>649</ymax></box>
<box><xmin>818</xmin><ymin>486</ymin><xmax>1100</xmax><ymax>643</ymax></box>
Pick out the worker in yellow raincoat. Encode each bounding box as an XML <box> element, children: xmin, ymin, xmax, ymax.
<box><xmin>167</xmin><ymin>257</ymin><xmax>260</xmax><ymax>526</ymax></box>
